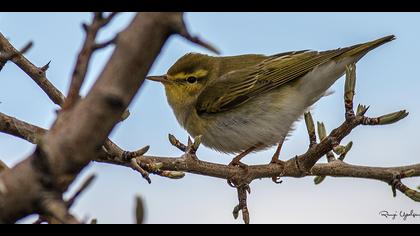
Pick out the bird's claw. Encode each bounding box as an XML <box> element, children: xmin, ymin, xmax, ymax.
<box><xmin>228</xmin><ymin>159</ymin><xmax>249</xmax><ymax>169</ymax></box>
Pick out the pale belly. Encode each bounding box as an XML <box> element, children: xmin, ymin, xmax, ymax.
<box><xmin>187</xmin><ymin>85</ymin><xmax>307</xmax><ymax>154</ymax></box>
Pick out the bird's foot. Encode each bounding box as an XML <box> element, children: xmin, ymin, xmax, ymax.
<box><xmin>270</xmin><ymin>157</ymin><xmax>285</xmax><ymax>166</ymax></box>
<box><xmin>270</xmin><ymin>140</ymin><xmax>286</xmax><ymax>184</ymax></box>
<box><xmin>228</xmin><ymin>145</ymin><xmax>259</xmax><ymax>169</ymax></box>
<box><xmin>270</xmin><ymin>137</ymin><xmax>285</xmax><ymax>165</ymax></box>
<box><xmin>228</xmin><ymin>159</ymin><xmax>249</xmax><ymax>169</ymax></box>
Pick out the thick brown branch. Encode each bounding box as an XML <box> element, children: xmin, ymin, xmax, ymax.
<box><xmin>0</xmin><ymin>12</ymin><xmax>181</xmax><ymax>223</ymax></box>
<box><xmin>1</xmin><ymin>111</ymin><xmax>419</xmax><ymax>191</ymax></box>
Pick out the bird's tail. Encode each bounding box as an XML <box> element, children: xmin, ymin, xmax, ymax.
<box><xmin>341</xmin><ymin>35</ymin><xmax>396</xmax><ymax>60</ymax></box>
<box><xmin>298</xmin><ymin>35</ymin><xmax>396</xmax><ymax>107</ymax></box>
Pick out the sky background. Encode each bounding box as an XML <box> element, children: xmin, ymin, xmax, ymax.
<box><xmin>1</xmin><ymin>12</ymin><xmax>420</xmax><ymax>224</ymax></box>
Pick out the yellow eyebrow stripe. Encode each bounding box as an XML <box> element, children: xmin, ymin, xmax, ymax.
<box><xmin>172</xmin><ymin>69</ymin><xmax>208</xmax><ymax>80</ymax></box>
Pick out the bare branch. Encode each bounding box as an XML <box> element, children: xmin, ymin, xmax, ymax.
<box><xmin>0</xmin><ymin>112</ymin><xmax>46</xmax><ymax>144</ymax></box>
<box><xmin>64</xmin><ymin>12</ymin><xmax>119</xmax><ymax>109</ymax></box>
<box><xmin>40</xmin><ymin>197</ymin><xmax>80</xmax><ymax>224</ymax></box>
<box><xmin>0</xmin><ymin>33</ymin><xmax>65</xmax><ymax>106</ymax></box>
<box><xmin>0</xmin><ymin>41</ymin><xmax>33</xmax><ymax>71</ymax></box>
<box><xmin>66</xmin><ymin>174</ymin><xmax>96</xmax><ymax>207</ymax></box>
<box><xmin>171</xmin><ymin>14</ymin><xmax>220</xmax><ymax>54</ymax></box>
<box><xmin>0</xmin><ymin>12</ymin><xmax>183</xmax><ymax>223</ymax></box>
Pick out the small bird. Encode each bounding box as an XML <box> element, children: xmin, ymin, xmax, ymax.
<box><xmin>147</xmin><ymin>35</ymin><xmax>395</xmax><ymax>166</ymax></box>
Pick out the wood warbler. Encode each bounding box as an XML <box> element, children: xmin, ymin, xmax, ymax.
<box><xmin>147</xmin><ymin>35</ymin><xmax>395</xmax><ymax>166</ymax></box>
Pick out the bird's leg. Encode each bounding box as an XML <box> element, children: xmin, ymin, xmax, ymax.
<box><xmin>229</xmin><ymin>144</ymin><xmax>261</xmax><ymax>168</ymax></box>
<box><xmin>270</xmin><ymin>137</ymin><xmax>286</xmax><ymax>184</ymax></box>
<box><xmin>270</xmin><ymin>136</ymin><xmax>286</xmax><ymax>165</ymax></box>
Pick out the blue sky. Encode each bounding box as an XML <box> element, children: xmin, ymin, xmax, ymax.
<box><xmin>1</xmin><ymin>12</ymin><xmax>419</xmax><ymax>223</ymax></box>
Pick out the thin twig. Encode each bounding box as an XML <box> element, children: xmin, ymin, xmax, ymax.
<box><xmin>0</xmin><ymin>41</ymin><xmax>33</xmax><ymax>71</ymax></box>
<box><xmin>64</xmin><ymin>12</ymin><xmax>119</xmax><ymax>109</ymax></box>
<box><xmin>66</xmin><ymin>174</ymin><xmax>96</xmax><ymax>207</ymax></box>
<box><xmin>0</xmin><ymin>33</ymin><xmax>65</xmax><ymax>106</ymax></box>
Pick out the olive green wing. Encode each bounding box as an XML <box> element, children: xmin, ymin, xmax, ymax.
<box><xmin>195</xmin><ymin>35</ymin><xmax>395</xmax><ymax>115</ymax></box>
<box><xmin>195</xmin><ymin>49</ymin><xmax>343</xmax><ymax>115</ymax></box>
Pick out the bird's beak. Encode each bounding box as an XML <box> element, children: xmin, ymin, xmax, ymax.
<box><xmin>146</xmin><ymin>75</ymin><xmax>169</xmax><ymax>84</ymax></box>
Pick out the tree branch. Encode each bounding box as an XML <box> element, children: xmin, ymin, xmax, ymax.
<box><xmin>0</xmin><ymin>35</ymin><xmax>65</xmax><ymax>106</ymax></box>
<box><xmin>64</xmin><ymin>12</ymin><xmax>119</xmax><ymax>109</ymax></box>
<box><xmin>2</xmin><ymin>112</ymin><xmax>419</xmax><ymax>183</ymax></box>
<box><xmin>0</xmin><ymin>12</ymin><xmax>185</xmax><ymax>223</ymax></box>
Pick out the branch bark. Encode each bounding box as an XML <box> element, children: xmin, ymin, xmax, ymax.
<box><xmin>1</xmin><ymin>111</ymin><xmax>419</xmax><ymax>187</ymax></box>
<box><xmin>0</xmin><ymin>12</ymin><xmax>183</xmax><ymax>223</ymax></box>
<box><xmin>64</xmin><ymin>12</ymin><xmax>119</xmax><ymax>109</ymax></box>
<box><xmin>0</xmin><ymin>34</ymin><xmax>65</xmax><ymax>106</ymax></box>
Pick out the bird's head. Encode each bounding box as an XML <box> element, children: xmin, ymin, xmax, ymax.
<box><xmin>146</xmin><ymin>53</ymin><xmax>218</xmax><ymax>108</ymax></box>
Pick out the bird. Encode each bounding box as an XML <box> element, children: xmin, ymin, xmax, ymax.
<box><xmin>146</xmin><ymin>35</ymin><xmax>395</xmax><ymax>167</ymax></box>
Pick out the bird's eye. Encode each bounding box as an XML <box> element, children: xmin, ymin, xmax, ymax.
<box><xmin>186</xmin><ymin>76</ymin><xmax>197</xmax><ymax>83</ymax></box>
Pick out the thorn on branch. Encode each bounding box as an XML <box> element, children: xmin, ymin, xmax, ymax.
<box><xmin>40</xmin><ymin>60</ymin><xmax>51</xmax><ymax>72</ymax></box>
<box><xmin>82</xmin><ymin>23</ymin><xmax>89</xmax><ymax>32</ymax></box>
<box><xmin>18</xmin><ymin>41</ymin><xmax>34</xmax><ymax>55</ymax></box>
